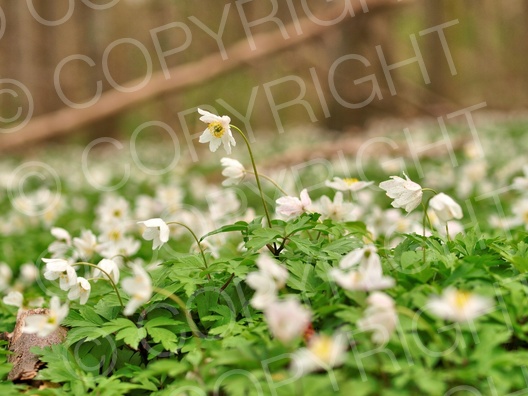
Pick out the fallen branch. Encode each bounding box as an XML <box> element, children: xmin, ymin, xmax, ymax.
<box><xmin>0</xmin><ymin>0</ymin><xmax>407</xmax><ymax>152</ymax></box>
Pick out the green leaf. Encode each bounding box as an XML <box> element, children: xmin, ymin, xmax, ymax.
<box><xmin>79</xmin><ymin>306</ymin><xmax>105</xmax><ymax>325</ymax></box>
<box><xmin>146</xmin><ymin>327</ymin><xmax>179</xmax><ymax>352</ymax></box>
<box><xmin>100</xmin><ymin>318</ymin><xmax>146</xmax><ymax>349</ymax></box>
<box><xmin>199</xmin><ymin>221</ymin><xmax>248</xmax><ymax>242</ymax></box>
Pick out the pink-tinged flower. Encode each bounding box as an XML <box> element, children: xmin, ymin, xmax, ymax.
<box><xmin>325</xmin><ymin>177</ymin><xmax>373</xmax><ymax>192</ymax></box>
<box><xmin>357</xmin><ymin>292</ymin><xmax>398</xmax><ymax>344</ymax></box>
<box><xmin>22</xmin><ymin>296</ymin><xmax>69</xmax><ymax>337</ymax></box>
<box><xmin>427</xmin><ymin>288</ymin><xmax>493</xmax><ymax>322</ymax></box>
<box><xmin>290</xmin><ymin>333</ymin><xmax>347</xmax><ymax>375</ymax></box>
<box><xmin>429</xmin><ymin>193</ymin><xmax>463</xmax><ymax>222</ymax></box>
<box><xmin>42</xmin><ymin>258</ymin><xmax>77</xmax><ymax>291</ymax></box>
<box><xmin>67</xmin><ymin>277</ymin><xmax>91</xmax><ymax>305</ymax></box>
<box><xmin>198</xmin><ymin>108</ymin><xmax>236</xmax><ymax>154</ymax></box>
<box><xmin>264</xmin><ymin>298</ymin><xmax>311</xmax><ymax>344</ymax></box>
<box><xmin>121</xmin><ymin>264</ymin><xmax>152</xmax><ymax>316</ymax></box>
<box><xmin>379</xmin><ymin>173</ymin><xmax>423</xmax><ymax>213</ymax></box>
<box><xmin>137</xmin><ymin>218</ymin><xmax>170</xmax><ymax>250</ymax></box>
<box><xmin>276</xmin><ymin>189</ymin><xmax>312</xmax><ymax>218</ymax></box>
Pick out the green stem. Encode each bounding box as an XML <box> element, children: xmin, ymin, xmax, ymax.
<box><xmin>230</xmin><ymin>125</ymin><xmax>273</xmax><ymax>228</ymax></box>
<box><xmin>445</xmin><ymin>223</ymin><xmax>451</xmax><ymax>241</ymax></box>
<box><xmin>167</xmin><ymin>222</ymin><xmax>209</xmax><ymax>277</ymax></box>
<box><xmin>152</xmin><ymin>286</ymin><xmax>202</xmax><ymax>345</ymax></box>
<box><xmin>247</xmin><ymin>170</ymin><xmax>288</xmax><ymax>195</ymax></box>
<box><xmin>72</xmin><ymin>262</ymin><xmax>124</xmax><ymax>309</ymax></box>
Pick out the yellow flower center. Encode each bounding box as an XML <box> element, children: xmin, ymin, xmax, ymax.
<box><xmin>109</xmin><ymin>229</ymin><xmax>121</xmax><ymax>241</ymax></box>
<box><xmin>522</xmin><ymin>211</ymin><xmax>528</xmax><ymax>224</ymax></box>
<box><xmin>454</xmin><ymin>291</ymin><xmax>471</xmax><ymax>309</ymax></box>
<box><xmin>311</xmin><ymin>336</ymin><xmax>333</xmax><ymax>363</ymax></box>
<box><xmin>344</xmin><ymin>178</ymin><xmax>359</xmax><ymax>185</ymax></box>
<box><xmin>208</xmin><ymin>122</ymin><xmax>225</xmax><ymax>138</ymax></box>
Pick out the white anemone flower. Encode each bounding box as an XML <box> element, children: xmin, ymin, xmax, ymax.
<box><xmin>22</xmin><ymin>296</ymin><xmax>69</xmax><ymax>337</ymax></box>
<box><xmin>427</xmin><ymin>288</ymin><xmax>493</xmax><ymax>322</ymax></box>
<box><xmin>379</xmin><ymin>173</ymin><xmax>423</xmax><ymax>213</ymax></box>
<box><xmin>246</xmin><ymin>254</ymin><xmax>289</xmax><ymax>309</ymax></box>
<box><xmin>220</xmin><ymin>157</ymin><xmax>246</xmax><ymax>186</ymax></box>
<box><xmin>339</xmin><ymin>245</ymin><xmax>381</xmax><ymax>272</ymax></box>
<box><xmin>42</xmin><ymin>258</ymin><xmax>77</xmax><ymax>291</ymax></box>
<box><xmin>198</xmin><ymin>108</ymin><xmax>236</xmax><ymax>154</ymax></box>
<box><xmin>93</xmin><ymin>258</ymin><xmax>120</xmax><ymax>284</ymax></box>
<box><xmin>316</xmin><ymin>192</ymin><xmax>357</xmax><ymax>222</ymax></box>
<box><xmin>357</xmin><ymin>292</ymin><xmax>398</xmax><ymax>344</ymax></box>
<box><xmin>121</xmin><ymin>264</ymin><xmax>152</xmax><ymax>316</ymax></box>
<box><xmin>290</xmin><ymin>333</ymin><xmax>347</xmax><ymax>375</ymax></box>
<box><xmin>264</xmin><ymin>298</ymin><xmax>311</xmax><ymax>344</ymax></box>
<box><xmin>330</xmin><ymin>267</ymin><xmax>394</xmax><ymax>292</ymax></box>
<box><xmin>255</xmin><ymin>254</ymin><xmax>288</xmax><ymax>289</ymax></box>
<box><xmin>512</xmin><ymin>165</ymin><xmax>528</xmax><ymax>192</ymax></box>
<box><xmin>3</xmin><ymin>291</ymin><xmax>24</xmax><ymax>308</ymax></box>
<box><xmin>0</xmin><ymin>263</ymin><xmax>12</xmax><ymax>292</ymax></box>
<box><xmin>429</xmin><ymin>193</ymin><xmax>463</xmax><ymax>222</ymax></box>
<box><xmin>73</xmin><ymin>229</ymin><xmax>101</xmax><ymax>260</ymax></box>
<box><xmin>137</xmin><ymin>218</ymin><xmax>170</xmax><ymax>250</ymax></box>
<box><xmin>276</xmin><ymin>189</ymin><xmax>313</xmax><ymax>218</ymax></box>
<box><xmin>325</xmin><ymin>177</ymin><xmax>373</xmax><ymax>192</ymax></box>
<box><xmin>68</xmin><ymin>277</ymin><xmax>91</xmax><ymax>305</ymax></box>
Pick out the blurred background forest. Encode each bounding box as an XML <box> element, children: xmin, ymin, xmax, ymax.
<box><xmin>0</xmin><ymin>0</ymin><xmax>527</xmax><ymax>151</ymax></box>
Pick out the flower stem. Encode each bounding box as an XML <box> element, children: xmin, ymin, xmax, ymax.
<box><xmin>230</xmin><ymin>125</ymin><xmax>273</xmax><ymax>228</ymax></box>
<box><xmin>152</xmin><ymin>286</ymin><xmax>202</xmax><ymax>344</ymax></box>
<box><xmin>247</xmin><ymin>170</ymin><xmax>288</xmax><ymax>195</ymax></box>
<box><xmin>167</xmin><ymin>221</ymin><xmax>210</xmax><ymax>279</ymax></box>
<box><xmin>72</xmin><ymin>262</ymin><xmax>124</xmax><ymax>309</ymax></box>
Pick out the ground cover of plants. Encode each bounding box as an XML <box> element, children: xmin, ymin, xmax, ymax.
<box><xmin>1</xmin><ymin>113</ymin><xmax>528</xmax><ymax>395</ymax></box>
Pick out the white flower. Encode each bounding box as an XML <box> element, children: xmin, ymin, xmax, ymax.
<box><xmin>339</xmin><ymin>245</ymin><xmax>380</xmax><ymax>271</ymax></box>
<box><xmin>3</xmin><ymin>291</ymin><xmax>23</xmax><ymax>308</ymax></box>
<box><xmin>220</xmin><ymin>157</ymin><xmax>246</xmax><ymax>186</ymax></box>
<box><xmin>121</xmin><ymin>264</ymin><xmax>152</xmax><ymax>316</ymax></box>
<box><xmin>73</xmin><ymin>229</ymin><xmax>101</xmax><ymax>260</ymax></box>
<box><xmin>429</xmin><ymin>193</ymin><xmax>463</xmax><ymax>222</ymax></box>
<box><xmin>246</xmin><ymin>254</ymin><xmax>289</xmax><ymax>309</ymax></box>
<box><xmin>427</xmin><ymin>288</ymin><xmax>493</xmax><ymax>322</ymax></box>
<box><xmin>96</xmin><ymin>195</ymin><xmax>131</xmax><ymax>227</ymax></box>
<box><xmin>19</xmin><ymin>263</ymin><xmax>39</xmax><ymax>285</ymax></box>
<box><xmin>325</xmin><ymin>177</ymin><xmax>373</xmax><ymax>192</ymax></box>
<box><xmin>330</xmin><ymin>268</ymin><xmax>394</xmax><ymax>292</ymax></box>
<box><xmin>290</xmin><ymin>333</ymin><xmax>347</xmax><ymax>375</ymax></box>
<box><xmin>42</xmin><ymin>258</ymin><xmax>77</xmax><ymax>291</ymax></box>
<box><xmin>264</xmin><ymin>298</ymin><xmax>311</xmax><ymax>344</ymax></box>
<box><xmin>198</xmin><ymin>108</ymin><xmax>236</xmax><ymax>154</ymax></box>
<box><xmin>256</xmin><ymin>254</ymin><xmax>288</xmax><ymax>289</ymax></box>
<box><xmin>316</xmin><ymin>192</ymin><xmax>357</xmax><ymax>222</ymax></box>
<box><xmin>48</xmin><ymin>227</ymin><xmax>75</xmax><ymax>259</ymax></box>
<box><xmin>379</xmin><ymin>173</ymin><xmax>423</xmax><ymax>213</ymax></box>
<box><xmin>93</xmin><ymin>259</ymin><xmax>120</xmax><ymax>284</ymax></box>
<box><xmin>0</xmin><ymin>263</ymin><xmax>13</xmax><ymax>292</ymax></box>
<box><xmin>276</xmin><ymin>189</ymin><xmax>312</xmax><ymax>218</ymax></box>
<box><xmin>137</xmin><ymin>218</ymin><xmax>170</xmax><ymax>250</ymax></box>
<box><xmin>357</xmin><ymin>292</ymin><xmax>398</xmax><ymax>344</ymax></box>
<box><xmin>22</xmin><ymin>296</ymin><xmax>69</xmax><ymax>337</ymax></box>
<box><xmin>331</xmin><ymin>245</ymin><xmax>394</xmax><ymax>291</ymax></box>
<box><xmin>68</xmin><ymin>277</ymin><xmax>91</xmax><ymax>305</ymax></box>
<box><xmin>512</xmin><ymin>198</ymin><xmax>528</xmax><ymax>228</ymax></box>
<box><xmin>513</xmin><ymin>165</ymin><xmax>528</xmax><ymax>192</ymax></box>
